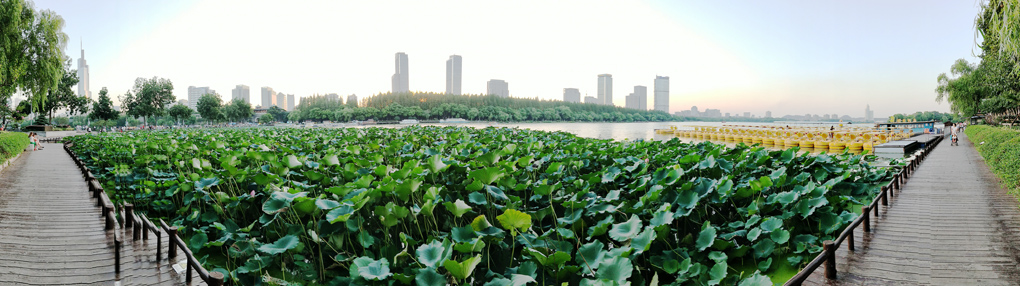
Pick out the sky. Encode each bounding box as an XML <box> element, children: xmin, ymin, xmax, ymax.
<box><xmin>30</xmin><ymin>0</ymin><xmax>983</xmax><ymax>118</ymax></box>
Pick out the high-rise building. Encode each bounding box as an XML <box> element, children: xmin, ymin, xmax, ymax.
<box><xmin>392</xmin><ymin>52</ymin><xmax>409</xmax><ymax>93</ymax></box>
<box><xmin>445</xmin><ymin>55</ymin><xmax>462</xmax><ymax>95</ymax></box>
<box><xmin>347</xmin><ymin>94</ymin><xmax>358</xmax><ymax>107</ymax></box>
<box><xmin>597</xmin><ymin>74</ymin><xmax>612</xmax><ymax>106</ymax></box>
<box><xmin>487</xmin><ymin>79</ymin><xmax>509</xmax><ymax>98</ymax></box>
<box><xmin>277</xmin><ymin>93</ymin><xmax>288</xmax><ymax>109</ymax></box>
<box><xmin>633</xmin><ymin>86</ymin><xmax>647</xmax><ymax>110</ymax></box>
<box><xmin>563</xmin><ymin>88</ymin><xmax>581</xmax><ymax>103</ymax></box>
<box><xmin>287</xmin><ymin>94</ymin><xmax>295</xmax><ymax>111</ymax></box>
<box><xmin>654</xmin><ymin>76</ymin><xmax>669</xmax><ymax>113</ymax></box>
<box><xmin>766</xmin><ymin>111</ymin><xmax>772</xmax><ymax>118</ymax></box>
<box><xmin>324</xmin><ymin>93</ymin><xmax>342</xmax><ymax>103</ymax></box>
<box><xmin>584</xmin><ymin>96</ymin><xmax>598</xmax><ymax>104</ymax></box>
<box><xmin>232</xmin><ymin>85</ymin><xmax>250</xmax><ymax>104</ymax></box>
<box><xmin>865</xmin><ymin>104</ymin><xmax>874</xmax><ymax>122</ymax></box>
<box><xmin>744</xmin><ymin>112</ymin><xmax>751</xmax><ymax>117</ymax></box>
<box><xmin>187</xmin><ymin>86</ymin><xmax>216</xmax><ymax>111</ymax></box>
<box><xmin>261</xmin><ymin>87</ymin><xmax>277</xmax><ymax>108</ymax></box>
<box><xmin>77</xmin><ymin>47</ymin><xmax>91</xmax><ymax>99</ymax></box>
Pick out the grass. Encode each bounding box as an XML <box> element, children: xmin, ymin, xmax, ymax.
<box><xmin>965</xmin><ymin>125</ymin><xmax>1020</xmax><ymax>197</ymax></box>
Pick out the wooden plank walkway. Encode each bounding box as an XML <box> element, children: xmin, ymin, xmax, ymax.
<box><xmin>804</xmin><ymin>133</ymin><xmax>1020</xmax><ymax>285</ymax></box>
<box><xmin>0</xmin><ymin>143</ymin><xmax>203</xmax><ymax>285</ymax></box>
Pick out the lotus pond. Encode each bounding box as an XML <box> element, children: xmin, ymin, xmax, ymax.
<box><xmin>66</xmin><ymin>126</ymin><xmax>898</xmax><ymax>286</ymax></box>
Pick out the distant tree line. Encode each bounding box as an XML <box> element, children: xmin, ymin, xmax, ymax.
<box><xmin>289</xmin><ymin>92</ymin><xmax>680</xmax><ymax>122</ymax></box>
<box><xmin>889</xmin><ymin>111</ymin><xmax>963</xmax><ymax>123</ymax></box>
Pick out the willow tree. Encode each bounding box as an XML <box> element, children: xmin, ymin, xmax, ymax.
<box><xmin>0</xmin><ymin>0</ymin><xmax>69</xmax><ymax>112</ymax></box>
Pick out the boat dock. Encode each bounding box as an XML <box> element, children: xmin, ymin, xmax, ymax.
<box><xmin>874</xmin><ymin>134</ymin><xmax>943</xmax><ymax>155</ymax></box>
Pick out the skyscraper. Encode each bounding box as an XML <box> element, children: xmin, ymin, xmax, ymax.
<box><xmin>446</xmin><ymin>55</ymin><xmax>462</xmax><ymax>95</ymax></box>
<box><xmin>77</xmin><ymin>47</ymin><xmax>91</xmax><ymax>99</ymax></box>
<box><xmin>287</xmin><ymin>94</ymin><xmax>295</xmax><ymax>111</ymax></box>
<box><xmin>563</xmin><ymin>88</ymin><xmax>581</xmax><ymax>103</ymax></box>
<box><xmin>261</xmin><ymin>87</ymin><xmax>276</xmax><ymax>108</ymax></box>
<box><xmin>487</xmin><ymin>79</ymin><xmax>509</xmax><ymax>98</ymax></box>
<box><xmin>392</xmin><ymin>52</ymin><xmax>409</xmax><ymax>93</ymax></box>
<box><xmin>187</xmin><ymin>86</ymin><xmax>215</xmax><ymax>111</ymax></box>
<box><xmin>633</xmin><ymin>86</ymin><xmax>647</xmax><ymax>110</ymax></box>
<box><xmin>865</xmin><ymin>104</ymin><xmax>874</xmax><ymax>122</ymax></box>
<box><xmin>597</xmin><ymin>74</ymin><xmax>612</xmax><ymax>106</ymax></box>
<box><xmin>347</xmin><ymin>94</ymin><xmax>358</xmax><ymax>107</ymax></box>
<box><xmin>654</xmin><ymin>76</ymin><xmax>669</xmax><ymax>113</ymax></box>
<box><xmin>277</xmin><ymin>93</ymin><xmax>288</xmax><ymax>109</ymax></box>
<box><xmin>232</xmin><ymin>85</ymin><xmax>250</xmax><ymax>104</ymax></box>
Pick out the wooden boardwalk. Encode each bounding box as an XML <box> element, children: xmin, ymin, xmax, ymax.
<box><xmin>804</xmin><ymin>133</ymin><xmax>1020</xmax><ymax>285</ymax></box>
<box><xmin>0</xmin><ymin>143</ymin><xmax>202</xmax><ymax>285</ymax></box>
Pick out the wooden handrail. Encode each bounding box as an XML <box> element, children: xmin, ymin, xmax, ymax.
<box><xmin>160</xmin><ymin>219</ymin><xmax>224</xmax><ymax>286</ymax></box>
<box><xmin>784</xmin><ymin>134</ymin><xmax>942</xmax><ymax>285</ymax></box>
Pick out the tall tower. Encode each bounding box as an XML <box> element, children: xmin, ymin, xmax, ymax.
<box><xmin>597</xmin><ymin>74</ymin><xmax>612</xmax><ymax>106</ymax></box>
<box><xmin>634</xmin><ymin>85</ymin><xmax>647</xmax><ymax>111</ymax></box>
<box><xmin>865</xmin><ymin>104</ymin><xmax>874</xmax><ymax>122</ymax></box>
<box><xmin>77</xmin><ymin>43</ymin><xmax>91</xmax><ymax>99</ymax></box>
<box><xmin>654</xmin><ymin>76</ymin><xmax>669</xmax><ymax>113</ymax></box>
<box><xmin>232</xmin><ymin>85</ymin><xmax>250</xmax><ymax>104</ymax></box>
<box><xmin>261</xmin><ymin>87</ymin><xmax>276</xmax><ymax>108</ymax></box>
<box><xmin>487</xmin><ymin>79</ymin><xmax>509</xmax><ymax>98</ymax></box>
<box><xmin>392</xmin><ymin>52</ymin><xmax>409</xmax><ymax>93</ymax></box>
<box><xmin>445</xmin><ymin>55</ymin><xmax>462</xmax><ymax>95</ymax></box>
<box><xmin>563</xmin><ymin>88</ymin><xmax>580</xmax><ymax>103</ymax></box>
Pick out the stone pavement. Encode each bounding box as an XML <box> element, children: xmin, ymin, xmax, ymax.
<box><xmin>0</xmin><ymin>143</ymin><xmax>200</xmax><ymax>285</ymax></box>
<box><xmin>804</xmin><ymin>133</ymin><xmax>1020</xmax><ymax>285</ymax></box>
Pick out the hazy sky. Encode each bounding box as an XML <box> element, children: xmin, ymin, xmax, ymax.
<box><xmin>32</xmin><ymin>0</ymin><xmax>981</xmax><ymax>118</ymax></box>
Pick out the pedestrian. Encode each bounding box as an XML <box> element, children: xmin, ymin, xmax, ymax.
<box><xmin>28</xmin><ymin>132</ymin><xmax>36</xmax><ymax>151</ymax></box>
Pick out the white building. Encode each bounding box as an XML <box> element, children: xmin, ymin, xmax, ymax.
<box><xmin>597</xmin><ymin>74</ymin><xmax>612</xmax><ymax>106</ymax></box>
<box><xmin>563</xmin><ymin>88</ymin><xmax>580</xmax><ymax>103</ymax></box>
<box><xmin>392</xmin><ymin>52</ymin><xmax>409</xmax><ymax>93</ymax></box>
<box><xmin>584</xmin><ymin>96</ymin><xmax>598</xmax><ymax>104</ymax></box>
<box><xmin>446</xmin><ymin>55</ymin><xmax>462</xmax><ymax>95</ymax></box>
<box><xmin>77</xmin><ymin>48</ymin><xmax>91</xmax><ymax>99</ymax></box>
<box><xmin>276</xmin><ymin>93</ymin><xmax>288</xmax><ymax>110</ymax></box>
<box><xmin>261</xmin><ymin>87</ymin><xmax>277</xmax><ymax>108</ymax></box>
<box><xmin>487</xmin><ymin>79</ymin><xmax>509</xmax><ymax>98</ymax></box>
<box><xmin>232</xmin><ymin>85</ymin><xmax>250</xmax><ymax>104</ymax></box>
<box><xmin>187</xmin><ymin>86</ymin><xmax>216</xmax><ymax>111</ymax></box>
<box><xmin>287</xmin><ymin>94</ymin><xmax>295</xmax><ymax>111</ymax></box>
<box><xmin>654</xmin><ymin>76</ymin><xmax>669</xmax><ymax>113</ymax></box>
<box><xmin>624</xmin><ymin>86</ymin><xmax>647</xmax><ymax>110</ymax></box>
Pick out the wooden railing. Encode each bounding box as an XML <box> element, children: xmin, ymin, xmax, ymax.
<box><xmin>65</xmin><ymin>143</ymin><xmax>224</xmax><ymax>286</ymax></box>
<box><xmin>785</xmin><ymin>136</ymin><xmax>943</xmax><ymax>285</ymax></box>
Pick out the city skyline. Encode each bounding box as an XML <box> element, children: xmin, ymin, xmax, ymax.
<box><xmin>445</xmin><ymin>55</ymin><xmax>462</xmax><ymax>95</ymax></box>
<box><xmin>33</xmin><ymin>0</ymin><xmax>981</xmax><ymax>117</ymax></box>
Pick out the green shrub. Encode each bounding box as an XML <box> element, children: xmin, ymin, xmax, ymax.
<box><xmin>966</xmin><ymin>125</ymin><xmax>1020</xmax><ymax>195</ymax></box>
<box><xmin>0</xmin><ymin>132</ymin><xmax>29</xmax><ymax>163</ymax></box>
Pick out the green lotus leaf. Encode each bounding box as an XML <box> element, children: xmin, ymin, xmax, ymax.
<box><xmin>415</xmin><ymin>267</ymin><xmax>446</xmax><ymax>286</ymax></box>
<box><xmin>738</xmin><ymin>271</ymin><xmax>772</xmax><ymax>286</ymax></box>
<box><xmin>587</xmin><ymin>216</ymin><xmax>614</xmax><ymax>238</ymax></box>
<box><xmin>771</xmin><ymin>229</ymin><xmax>791</xmax><ymax>244</ymax></box>
<box><xmin>261</xmin><ymin>191</ymin><xmax>308</xmax><ymax>215</ymax></box>
<box><xmin>601</xmin><ymin>166</ymin><xmax>622</xmax><ymax>183</ymax></box>
<box><xmin>325</xmin><ymin>203</ymin><xmax>356</xmax><ymax>223</ymax></box>
<box><xmin>596</xmin><ymin>256</ymin><xmax>633</xmax><ymax>285</ymax></box>
<box><xmin>416</xmin><ymin>240</ymin><xmax>452</xmax><ymax>269</ymax></box>
<box><xmin>576</xmin><ymin>241</ymin><xmax>606</xmax><ymax>270</ymax></box>
<box><xmin>315</xmin><ymin>198</ymin><xmax>341</xmax><ymax>210</ymax></box>
<box><xmin>444</xmin><ymin>199</ymin><xmax>472</xmax><ymax>218</ymax></box>
<box><xmin>708</xmin><ymin>261</ymin><xmax>727</xmax><ymax>286</ymax></box>
<box><xmin>469</xmin><ymin>166</ymin><xmax>505</xmax><ymax>185</ymax></box>
<box><xmin>286</xmin><ymin>154</ymin><xmax>302</xmax><ymax>169</ymax></box>
<box><xmin>443</xmin><ymin>254</ymin><xmax>482</xmax><ymax>280</ymax></box>
<box><xmin>454</xmin><ymin>239</ymin><xmax>486</xmax><ymax>253</ymax></box>
<box><xmin>351</xmin><ymin>256</ymin><xmax>391</xmax><ymax>281</ymax></box>
<box><xmin>579</xmin><ymin>279</ymin><xmax>617</xmax><ymax>286</ymax></box>
<box><xmin>556</xmin><ymin>228</ymin><xmax>575</xmax><ymax>239</ymax></box>
<box><xmin>708</xmin><ymin>251</ymin><xmax>727</xmax><ymax>262</ymax></box>
<box><xmin>759</xmin><ymin>217</ymin><xmax>783</xmax><ymax>232</ymax></box>
<box><xmin>630</xmin><ymin>227</ymin><xmax>656</xmax><ymax>254</ymax></box>
<box><xmin>426</xmin><ymin>155</ymin><xmax>449</xmax><ymax>173</ymax></box>
<box><xmin>609</xmin><ymin>215</ymin><xmax>642</xmax><ymax>242</ymax></box>
<box><xmin>757</xmin><ymin>257</ymin><xmax>772</xmax><ymax>272</ymax></box>
<box><xmin>752</xmin><ymin>238</ymin><xmax>776</xmax><ymax>259</ymax></box>
<box><xmin>451</xmin><ymin>226</ymin><xmax>477</xmax><ymax>243</ymax></box>
<box><xmin>477</xmin><ymin>152</ymin><xmax>501</xmax><ymax>166</ymax></box>
<box><xmin>188</xmin><ymin>231</ymin><xmax>208</xmax><ymax>251</ymax></box>
<box><xmin>496</xmin><ymin>209</ymin><xmax>532</xmax><ymax>235</ymax></box>
<box><xmin>258</xmin><ymin>235</ymin><xmax>299</xmax><ymax>255</ymax></box>
<box><xmin>696</xmin><ymin>222</ymin><xmax>717</xmax><ymax>251</ymax></box>
<box><xmin>526</xmin><ymin>248</ymin><xmax>570</xmax><ymax>267</ymax></box>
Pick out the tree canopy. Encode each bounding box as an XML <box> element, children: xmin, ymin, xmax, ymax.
<box><xmin>0</xmin><ymin>0</ymin><xmax>69</xmax><ymax>111</ymax></box>
<box><xmin>89</xmin><ymin>87</ymin><xmax>119</xmax><ymax>122</ymax></box>
<box><xmin>223</xmin><ymin>99</ymin><xmax>253</xmax><ymax>122</ymax></box>
<box><xmin>121</xmin><ymin>77</ymin><xmax>174</xmax><ymax>124</ymax></box>
<box><xmin>196</xmin><ymin>93</ymin><xmax>223</xmax><ymax>123</ymax></box>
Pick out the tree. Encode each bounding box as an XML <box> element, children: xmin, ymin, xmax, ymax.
<box><xmin>258</xmin><ymin>113</ymin><xmax>274</xmax><ymax>124</ymax></box>
<box><xmin>196</xmin><ymin>94</ymin><xmax>223</xmax><ymax>123</ymax></box>
<box><xmin>0</xmin><ymin>0</ymin><xmax>69</xmax><ymax>113</ymax></box>
<box><xmin>222</xmin><ymin>99</ymin><xmax>253</xmax><ymax>122</ymax></box>
<box><xmin>40</xmin><ymin>60</ymin><xmax>79</xmax><ymax>124</ymax></box>
<box><xmin>267</xmin><ymin>105</ymin><xmax>288</xmax><ymax>122</ymax></box>
<box><xmin>89</xmin><ymin>87</ymin><xmax>119</xmax><ymax>122</ymax></box>
<box><xmin>167</xmin><ymin>104</ymin><xmax>193</xmax><ymax>125</ymax></box>
<box><xmin>121</xmin><ymin>77</ymin><xmax>174</xmax><ymax>125</ymax></box>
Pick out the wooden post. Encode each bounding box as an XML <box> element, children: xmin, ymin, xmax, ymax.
<box><xmin>881</xmin><ymin>187</ymin><xmax>888</xmax><ymax>206</ymax></box>
<box><xmin>209</xmin><ymin>271</ymin><xmax>225</xmax><ymax>286</ymax></box>
<box><xmin>824</xmin><ymin>240</ymin><xmax>836</xmax><ymax>279</ymax></box>
<box><xmin>168</xmin><ymin>227</ymin><xmax>178</xmax><ymax>260</ymax></box>
<box><xmin>133</xmin><ymin>217</ymin><xmax>141</xmax><ymax>241</ymax></box>
<box><xmin>114</xmin><ymin>234</ymin><xmax>122</xmax><ymax>275</ymax></box>
<box><xmin>156</xmin><ymin>230</ymin><xmax>162</xmax><ymax>261</ymax></box>
<box><xmin>862</xmin><ymin>206</ymin><xmax>871</xmax><ymax>232</ymax></box>
<box><xmin>873</xmin><ymin>201</ymin><xmax>879</xmax><ymax>217</ymax></box>
<box><xmin>124</xmin><ymin>204</ymin><xmax>134</xmax><ymax>228</ymax></box>
<box><xmin>848</xmin><ymin>228</ymin><xmax>855</xmax><ymax>251</ymax></box>
<box><xmin>105</xmin><ymin>210</ymin><xmax>115</xmax><ymax>231</ymax></box>
<box><xmin>186</xmin><ymin>260</ymin><xmax>193</xmax><ymax>283</ymax></box>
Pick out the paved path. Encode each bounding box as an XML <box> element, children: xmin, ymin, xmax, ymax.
<box><xmin>0</xmin><ymin>143</ymin><xmax>200</xmax><ymax>285</ymax></box>
<box><xmin>805</xmin><ymin>133</ymin><xmax>1020</xmax><ymax>285</ymax></box>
